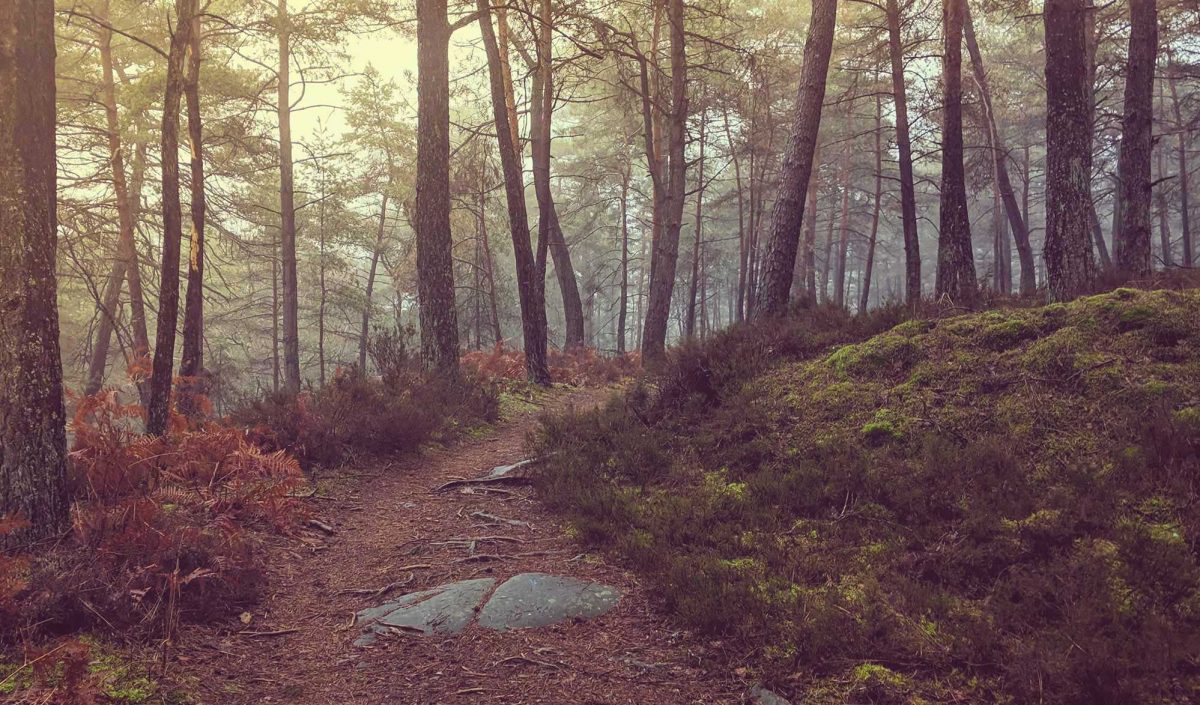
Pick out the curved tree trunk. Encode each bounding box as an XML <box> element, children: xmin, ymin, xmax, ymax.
<box><xmin>752</xmin><ymin>0</ymin><xmax>838</xmax><ymax>318</ymax></box>
<box><xmin>1168</xmin><ymin>59</ymin><xmax>1193</xmax><ymax>267</ymax></box>
<box><xmin>1114</xmin><ymin>0</ymin><xmax>1158</xmax><ymax>276</ymax></box>
<box><xmin>685</xmin><ymin>113</ymin><xmax>707</xmax><ymax>338</ymax></box>
<box><xmin>640</xmin><ymin>0</ymin><xmax>688</xmax><ymax>360</ymax></box>
<box><xmin>179</xmin><ymin>8</ymin><xmax>207</xmax><ymax>414</ymax></box>
<box><xmin>860</xmin><ymin>96</ymin><xmax>883</xmax><ymax>314</ymax></box>
<box><xmin>477</xmin><ymin>0</ymin><xmax>550</xmax><ymax>383</ymax></box>
<box><xmin>963</xmin><ymin>1</ymin><xmax>1035</xmax><ymax>294</ymax></box>
<box><xmin>1044</xmin><ymin>0</ymin><xmax>1097</xmax><ymax>300</ymax></box>
<box><xmin>85</xmin><ymin>0</ymin><xmax>152</xmax><ymax>401</ymax></box>
<box><xmin>528</xmin><ymin>0</ymin><xmax>585</xmax><ymax>350</ymax></box>
<box><xmin>0</xmin><ymin>0</ymin><xmax>68</xmax><ymax>543</ymax></box>
<box><xmin>885</xmin><ymin>0</ymin><xmax>921</xmax><ymax>307</ymax></box>
<box><xmin>360</xmin><ymin>194</ymin><xmax>389</xmax><ymax>371</ymax></box>
<box><xmin>147</xmin><ymin>0</ymin><xmax>196</xmax><ymax>436</ymax></box>
<box><xmin>935</xmin><ymin>0</ymin><xmax>977</xmax><ymax>303</ymax></box>
<box><xmin>276</xmin><ymin>0</ymin><xmax>302</xmax><ymax>391</ymax></box>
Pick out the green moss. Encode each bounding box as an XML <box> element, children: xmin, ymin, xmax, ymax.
<box><xmin>862</xmin><ymin>408</ymin><xmax>905</xmax><ymax>444</ymax></box>
<box><xmin>979</xmin><ymin>317</ymin><xmax>1038</xmax><ymax>350</ymax></box>
<box><xmin>826</xmin><ymin>334</ymin><xmax>921</xmax><ymax>379</ymax></box>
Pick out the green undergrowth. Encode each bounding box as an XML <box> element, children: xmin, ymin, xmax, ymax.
<box><xmin>533</xmin><ymin>289</ymin><xmax>1200</xmax><ymax>704</ymax></box>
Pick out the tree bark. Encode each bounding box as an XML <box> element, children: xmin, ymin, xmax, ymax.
<box><xmin>415</xmin><ymin>0</ymin><xmax>462</xmax><ymax>375</ymax></box>
<box><xmin>1044</xmin><ymin>0</ymin><xmax>1097</xmax><ymax>300</ymax></box>
<box><xmin>1168</xmin><ymin>59</ymin><xmax>1193</xmax><ymax>266</ymax></box>
<box><xmin>800</xmin><ymin>143</ymin><xmax>821</xmax><ymax>300</ymax></box>
<box><xmin>685</xmin><ymin>112</ymin><xmax>707</xmax><ymax>338</ymax></box>
<box><xmin>1084</xmin><ymin>1</ymin><xmax>1112</xmax><ymax>270</ymax></box>
<box><xmin>360</xmin><ymin>194</ymin><xmax>389</xmax><ymax>371</ymax></box>
<box><xmin>0</xmin><ymin>0</ymin><xmax>68</xmax><ymax>543</ymax></box>
<box><xmin>1114</xmin><ymin>0</ymin><xmax>1158</xmax><ymax>276</ymax></box>
<box><xmin>85</xmin><ymin>0</ymin><xmax>152</xmax><ymax>400</ymax></box>
<box><xmin>527</xmin><ymin>0</ymin><xmax>586</xmax><ymax>350</ymax></box>
<box><xmin>1156</xmin><ymin>122</ymin><xmax>1174</xmax><ymax>267</ymax></box>
<box><xmin>860</xmin><ymin>96</ymin><xmax>884</xmax><ymax>314</ymax></box>
<box><xmin>640</xmin><ymin>0</ymin><xmax>688</xmax><ymax>360</ymax></box>
<box><xmin>276</xmin><ymin>0</ymin><xmax>302</xmax><ymax>391</ymax></box>
<box><xmin>963</xmin><ymin>0</ymin><xmax>1035</xmax><ymax>294</ymax></box>
<box><xmin>722</xmin><ymin>107</ymin><xmax>749</xmax><ymax>321</ymax></box>
<box><xmin>935</xmin><ymin>0</ymin><xmax>977</xmax><ymax>303</ymax></box>
<box><xmin>147</xmin><ymin>0</ymin><xmax>195</xmax><ymax>436</ymax></box>
<box><xmin>179</xmin><ymin>8</ymin><xmax>206</xmax><ymax>413</ymax></box>
<box><xmin>617</xmin><ymin>160</ymin><xmax>631</xmax><ymax>354</ymax></box>
<box><xmin>752</xmin><ymin>0</ymin><xmax>838</xmax><ymax>318</ymax></box>
<box><xmin>477</xmin><ymin>0</ymin><xmax>549</xmax><ymax>383</ymax></box>
<box><xmin>885</xmin><ymin>0</ymin><xmax>922</xmax><ymax>307</ymax></box>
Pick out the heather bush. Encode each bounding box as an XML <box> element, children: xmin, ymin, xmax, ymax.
<box><xmin>234</xmin><ymin>366</ymin><xmax>499</xmax><ymax>469</ymax></box>
<box><xmin>534</xmin><ymin>289</ymin><xmax>1200</xmax><ymax>704</ymax></box>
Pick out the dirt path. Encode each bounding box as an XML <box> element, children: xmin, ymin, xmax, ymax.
<box><xmin>176</xmin><ymin>387</ymin><xmax>746</xmax><ymax>704</ymax></box>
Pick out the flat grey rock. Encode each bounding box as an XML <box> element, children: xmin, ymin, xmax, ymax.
<box><xmin>476</xmin><ymin>572</ymin><xmax>621</xmax><ymax>631</ymax></box>
<box><xmin>486</xmin><ymin>459</ymin><xmax>535</xmax><ymax>478</ymax></box>
<box><xmin>749</xmin><ymin>686</ymin><xmax>791</xmax><ymax>705</ymax></box>
<box><xmin>354</xmin><ymin>578</ymin><xmax>494</xmax><ymax>646</ymax></box>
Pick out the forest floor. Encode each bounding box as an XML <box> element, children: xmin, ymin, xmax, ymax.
<box><xmin>171</xmin><ymin>386</ymin><xmax>747</xmax><ymax>705</ymax></box>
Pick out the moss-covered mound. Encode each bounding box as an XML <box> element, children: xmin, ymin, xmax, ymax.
<box><xmin>535</xmin><ymin>288</ymin><xmax>1200</xmax><ymax>705</ymax></box>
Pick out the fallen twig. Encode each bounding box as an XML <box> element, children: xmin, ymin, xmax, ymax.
<box><xmin>238</xmin><ymin>628</ymin><xmax>301</xmax><ymax>637</ymax></box>
<box><xmin>470</xmin><ymin>511</ymin><xmax>532</xmax><ymax>528</ymax></box>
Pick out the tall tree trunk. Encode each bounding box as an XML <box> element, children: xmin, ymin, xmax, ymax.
<box><xmin>963</xmin><ymin>0</ymin><xmax>1035</xmax><ymax>294</ymax></box>
<box><xmin>886</xmin><ymin>0</ymin><xmax>922</xmax><ymax>306</ymax></box>
<box><xmin>0</xmin><ymin>0</ymin><xmax>68</xmax><ymax>543</ymax></box>
<box><xmin>1084</xmin><ymin>0</ymin><xmax>1112</xmax><ymax>270</ymax></box>
<box><xmin>179</xmin><ymin>8</ymin><xmax>206</xmax><ymax>413</ymax></box>
<box><xmin>752</xmin><ymin>0</ymin><xmax>838</xmax><ymax>317</ymax></box>
<box><xmin>832</xmin><ymin>156</ymin><xmax>852</xmax><ymax>307</ymax></box>
<box><xmin>935</xmin><ymin>0</ymin><xmax>977</xmax><ymax>303</ymax></box>
<box><xmin>271</xmin><ymin>240</ymin><xmax>280</xmax><ymax>394</ymax></box>
<box><xmin>860</xmin><ymin>96</ymin><xmax>883</xmax><ymax>314</ymax></box>
<box><xmin>1044</xmin><ymin>0</ymin><xmax>1097</xmax><ymax>300</ymax></box>
<box><xmin>1156</xmin><ymin>124</ymin><xmax>1174</xmax><ymax>267</ymax></box>
<box><xmin>802</xmin><ymin>144</ymin><xmax>821</xmax><ymax>299</ymax></box>
<box><xmin>722</xmin><ymin>107</ymin><xmax>749</xmax><ymax>321</ymax></box>
<box><xmin>833</xmin><ymin>155</ymin><xmax>852</xmax><ymax>308</ymax></box>
<box><xmin>85</xmin><ymin>1</ymin><xmax>151</xmax><ymax>400</ymax></box>
<box><xmin>318</xmin><ymin>187</ymin><xmax>327</xmax><ymax>385</ymax></box>
<box><xmin>617</xmin><ymin>161</ymin><xmax>631</xmax><ymax>354</ymax></box>
<box><xmin>477</xmin><ymin>170</ymin><xmax>503</xmax><ymax>348</ymax></box>
<box><xmin>360</xmin><ymin>194</ymin><xmax>389</xmax><ymax>370</ymax></box>
<box><xmin>685</xmin><ymin>112</ymin><xmax>707</xmax><ymax>338</ymax></box>
<box><xmin>147</xmin><ymin>0</ymin><xmax>195</xmax><ymax>436</ymax></box>
<box><xmin>477</xmin><ymin>0</ymin><xmax>549</xmax><ymax>383</ymax></box>
<box><xmin>1114</xmin><ymin>0</ymin><xmax>1158</xmax><ymax>276</ymax></box>
<box><xmin>641</xmin><ymin>0</ymin><xmax>688</xmax><ymax>360</ymax></box>
<box><xmin>275</xmin><ymin>0</ymin><xmax>302</xmax><ymax>391</ymax></box>
<box><xmin>415</xmin><ymin>0</ymin><xmax>462</xmax><ymax>374</ymax></box>
<box><xmin>1168</xmin><ymin>59</ymin><xmax>1193</xmax><ymax>267</ymax></box>
<box><xmin>820</xmin><ymin>162</ymin><xmax>842</xmax><ymax>303</ymax></box>
<box><xmin>528</xmin><ymin>0</ymin><xmax>585</xmax><ymax>349</ymax></box>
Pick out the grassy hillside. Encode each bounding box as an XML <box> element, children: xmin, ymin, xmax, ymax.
<box><xmin>534</xmin><ymin>288</ymin><xmax>1200</xmax><ymax>704</ymax></box>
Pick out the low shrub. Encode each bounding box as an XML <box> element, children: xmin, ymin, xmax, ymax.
<box><xmin>234</xmin><ymin>367</ymin><xmax>499</xmax><ymax>469</ymax></box>
<box><xmin>533</xmin><ymin>288</ymin><xmax>1200</xmax><ymax>704</ymax></box>
<box><xmin>3</xmin><ymin>391</ymin><xmax>306</xmax><ymax>650</ymax></box>
<box><xmin>460</xmin><ymin>345</ymin><xmax>640</xmax><ymax>388</ymax></box>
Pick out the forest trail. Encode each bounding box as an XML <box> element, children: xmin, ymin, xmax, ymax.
<box><xmin>176</xmin><ymin>387</ymin><xmax>745</xmax><ymax>705</ymax></box>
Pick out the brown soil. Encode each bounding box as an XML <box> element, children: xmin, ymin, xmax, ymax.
<box><xmin>173</xmin><ymin>387</ymin><xmax>748</xmax><ymax>704</ymax></box>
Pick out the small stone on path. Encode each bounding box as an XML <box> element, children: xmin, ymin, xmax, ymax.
<box><xmin>749</xmin><ymin>686</ymin><xmax>792</xmax><ymax>705</ymax></box>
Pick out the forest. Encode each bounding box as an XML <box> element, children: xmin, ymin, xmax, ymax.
<box><xmin>1</xmin><ymin>0</ymin><xmax>1199</xmax><ymax>703</ymax></box>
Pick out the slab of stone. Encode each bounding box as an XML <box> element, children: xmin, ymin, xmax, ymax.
<box><xmin>476</xmin><ymin>572</ymin><xmax>621</xmax><ymax>631</ymax></box>
<box><xmin>749</xmin><ymin>686</ymin><xmax>792</xmax><ymax>705</ymax></box>
<box><xmin>354</xmin><ymin>578</ymin><xmax>494</xmax><ymax>646</ymax></box>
